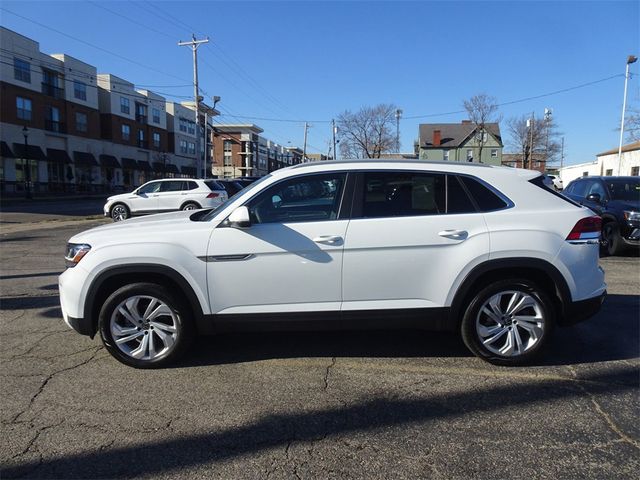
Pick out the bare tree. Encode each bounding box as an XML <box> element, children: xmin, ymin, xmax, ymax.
<box><xmin>336</xmin><ymin>104</ymin><xmax>397</xmax><ymax>158</ymax></box>
<box><xmin>625</xmin><ymin>105</ymin><xmax>640</xmax><ymax>142</ymax></box>
<box><xmin>463</xmin><ymin>93</ymin><xmax>499</xmax><ymax>163</ymax></box>
<box><xmin>507</xmin><ymin>114</ymin><xmax>562</xmax><ymax>169</ymax></box>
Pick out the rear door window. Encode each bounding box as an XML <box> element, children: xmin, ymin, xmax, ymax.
<box><xmin>359</xmin><ymin>172</ymin><xmax>446</xmax><ymax>218</ymax></box>
<box><xmin>159</xmin><ymin>181</ymin><xmax>184</xmax><ymax>192</ymax></box>
<box><xmin>447</xmin><ymin>175</ymin><xmax>476</xmax><ymax>214</ymax></box>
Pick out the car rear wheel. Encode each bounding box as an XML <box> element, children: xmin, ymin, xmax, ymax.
<box><xmin>98</xmin><ymin>282</ymin><xmax>194</xmax><ymax>368</ymax></box>
<box><xmin>461</xmin><ymin>279</ymin><xmax>554</xmax><ymax>366</ymax></box>
<box><xmin>602</xmin><ymin>222</ymin><xmax>624</xmax><ymax>256</ymax></box>
<box><xmin>111</xmin><ymin>203</ymin><xmax>130</xmax><ymax>222</ymax></box>
<box><xmin>181</xmin><ymin>202</ymin><xmax>200</xmax><ymax>211</ymax></box>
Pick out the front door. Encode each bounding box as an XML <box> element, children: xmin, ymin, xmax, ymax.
<box><xmin>206</xmin><ymin>172</ymin><xmax>349</xmax><ymax>315</ymax></box>
<box><xmin>128</xmin><ymin>180</ymin><xmax>160</xmax><ymax>213</ymax></box>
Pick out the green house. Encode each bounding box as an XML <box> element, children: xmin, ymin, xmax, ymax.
<box><xmin>418</xmin><ymin>121</ymin><xmax>503</xmax><ymax>166</ymax></box>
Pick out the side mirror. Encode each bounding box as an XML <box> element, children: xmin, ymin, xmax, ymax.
<box><xmin>586</xmin><ymin>193</ymin><xmax>601</xmax><ymax>203</ymax></box>
<box><xmin>228</xmin><ymin>206</ymin><xmax>251</xmax><ymax>228</ymax></box>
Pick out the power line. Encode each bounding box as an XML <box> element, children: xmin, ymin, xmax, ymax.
<box><xmin>87</xmin><ymin>1</ymin><xmax>176</xmax><ymax>41</ymax></box>
<box><xmin>0</xmin><ymin>7</ymin><xmax>191</xmax><ymax>83</ymax></box>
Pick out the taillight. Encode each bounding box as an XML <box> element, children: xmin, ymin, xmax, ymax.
<box><xmin>207</xmin><ymin>192</ymin><xmax>219</xmax><ymax>198</ymax></box>
<box><xmin>566</xmin><ymin>216</ymin><xmax>601</xmax><ymax>241</ymax></box>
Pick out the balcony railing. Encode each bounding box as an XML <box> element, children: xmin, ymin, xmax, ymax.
<box><xmin>44</xmin><ymin>120</ymin><xmax>66</xmax><ymax>133</ymax></box>
<box><xmin>137</xmin><ymin>140</ymin><xmax>149</xmax><ymax>149</ymax></box>
<box><xmin>136</xmin><ymin>114</ymin><xmax>147</xmax><ymax>124</ymax></box>
<box><xmin>41</xmin><ymin>83</ymin><xmax>64</xmax><ymax>99</ymax></box>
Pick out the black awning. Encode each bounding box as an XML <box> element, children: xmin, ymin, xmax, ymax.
<box><xmin>152</xmin><ymin>162</ymin><xmax>165</xmax><ymax>173</ymax></box>
<box><xmin>121</xmin><ymin>157</ymin><xmax>138</xmax><ymax>169</ymax></box>
<box><xmin>181</xmin><ymin>166</ymin><xmax>197</xmax><ymax>176</ymax></box>
<box><xmin>163</xmin><ymin>163</ymin><xmax>180</xmax><ymax>175</ymax></box>
<box><xmin>73</xmin><ymin>151</ymin><xmax>99</xmax><ymax>167</ymax></box>
<box><xmin>13</xmin><ymin>143</ymin><xmax>46</xmax><ymax>161</ymax></box>
<box><xmin>137</xmin><ymin>160</ymin><xmax>152</xmax><ymax>171</ymax></box>
<box><xmin>46</xmin><ymin>148</ymin><xmax>72</xmax><ymax>164</ymax></box>
<box><xmin>1</xmin><ymin>141</ymin><xmax>15</xmax><ymax>158</ymax></box>
<box><xmin>99</xmin><ymin>154</ymin><xmax>120</xmax><ymax>168</ymax></box>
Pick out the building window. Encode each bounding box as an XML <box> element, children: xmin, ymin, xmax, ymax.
<box><xmin>188</xmin><ymin>142</ymin><xmax>196</xmax><ymax>155</ymax></box>
<box><xmin>153</xmin><ymin>132</ymin><xmax>160</xmax><ymax>148</ymax></box>
<box><xmin>180</xmin><ymin>140</ymin><xmax>188</xmax><ymax>154</ymax></box>
<box><xmin>16</xmin><ymin>97</ymin><xmax>32</xmax><ymax>121</ymax></box>
<box><xmin>13</xmin><ymin>58</ymin><xmax>31</xmax><ymax>83</ymax></box>
<box><xmin>223</xmin><ymin>140</ymin><xmax>232</xmax><ymax>153</ymax></box>
<box><xmin>45</xmin><ymin>106</ymin><xmax>62</xmax><ymax>132</ymax></box>
<box><xmin>122</xmin><ymin>124</ymin><xmax>131</xmax><ymax>141</ymax></box>
<box><xmin>152</xmin><ymin>108</ymin><xmax>161</xmax><ymax>124</ymax></box>
<box><xmin>491</xmin><ymin>149</ymin><xmax>498</xmax><ymax>158</ymax></box>
<box><xmin>138</xmin><ymin>130</ymin><xmax>146</xmax><ymax>148</ymax></box>
<box><xmin>120</xmin><ymin>97</ymin><xmax>130</xmax><ymax>114</ymax></box>
<box><xmin>467</xmin><ymin>149</ymin><xmax>473</xmax><ymax>162</ymax></box>
<box><xmin>631</xmin><ymin>166</ymin><xmax>639</xmax><ymax>176</ymax></box>
<box><xmin>187</xmin><ymin>121</ymin><xmax>195</xmax><ymax>135</ymax></box>
<box><xmin>443</xmin><ymin>150</ymin><xmax>449</xmax><ymax>161</ymax></box>
<box><xmin>75</xmin><ymin>112</ymin><xmax>88</xmax><ymax>132</ymax></box>
<box><xmin>74</xmin><ymin>81</ymin><xmax>87</xmax><ymax>101</ymax></box>
<box><xmin>135</xmin><ymin>103</ymin><xmax>147</xmax><ymax>123</ymax></box>
<box><xmin>582</xmin><ymin>171</ymin><xmax>588</xmax><ymax>177</ymax></box>
<box><xmin>179</xmin><ymin>118</ymin><xmax>188</xmax><ymax>133</ymax></box>
<box><xmin>605</xmin><ymin>169</ymin><xmax>613</xmax><ymax>176</ymax></box>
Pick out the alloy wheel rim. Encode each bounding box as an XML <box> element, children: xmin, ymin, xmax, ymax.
<box><xmin>110</xmin><ymin>295</ymin><xmax>179</xmax><ymax>361</ymax></box>
<box><xmin>183</xmin><ymin>204</ymin><xmax>196</xmax><ymax>210</ymax></box>
<box><xmin>475</xmin><ymin>290</ymin><xmax>545</xmax><ymax>357</ymax></box>
<box><xmin>112</xmin><ymin>206</ymin><xmax>127</xmax><ymax>221</ymax></box>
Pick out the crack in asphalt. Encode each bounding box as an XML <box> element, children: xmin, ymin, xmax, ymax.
<box><xmin>566</xmin><ymin>365</ymin><xmax>640</xmax><ymax>450</ymax></box>
<box><xmin>10</xmin><ymin>347</ymin><xmax>103</xmax><ymax>424</ymax></box>
<box><xmin>323</xmin><ymin>357</ymin><xmax>336</xmax><ymax>392</ymax></box>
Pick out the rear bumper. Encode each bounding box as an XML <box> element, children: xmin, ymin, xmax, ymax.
<box><xmin>562</xmin><ymin>290</ymin><xmax>606</xmax><ymax>326</ymax></box>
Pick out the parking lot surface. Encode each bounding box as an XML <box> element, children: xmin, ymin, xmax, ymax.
<box><xmin>1</xmin><ymin>216</ymin><xmax>639</xmax><ymax>479</ymax></box>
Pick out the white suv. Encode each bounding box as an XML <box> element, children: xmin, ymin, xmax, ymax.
<box><xmin>60</xmin><ymin>161</ymin><xmax>606</xmax><ymax>368</ymax></box>
<box><xmin>104</xmin><ymin>179</ymin><xmax>228</xmax><ymax>221</ymax></box>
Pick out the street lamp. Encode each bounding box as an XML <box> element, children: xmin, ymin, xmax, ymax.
<box><xmin>22</xmin><ymin>125</ymin><xmax>31</xmax><ymax>199</ymax></box>
<box><xmin>618</xmin><ymin>54</ymin><xmax>638</xmax><ymax>174</ymax></box>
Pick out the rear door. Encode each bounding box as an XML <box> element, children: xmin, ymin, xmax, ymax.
<box><xmin>341</xmin><ymin>171</ymin><xmax>490</xmax><ymax>313</ymax></box>
<box><xmin>157</xmin><ymin>180</ymin><xmax>186</xmax><ymax>211</ymax></box>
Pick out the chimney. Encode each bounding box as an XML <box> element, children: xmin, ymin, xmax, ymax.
<box><xmin>433</xmin><ymin>129</ymin><xmax>441</xmax><ymax>146</ymax></box>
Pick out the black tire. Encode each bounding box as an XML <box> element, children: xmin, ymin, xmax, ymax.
<box><xmin>110</xmin><ymin>203</ymin><xmax>130</xmax><ymax>222</ymax></box>
<box><xmin>602</xmin><ymin>222</ymin><xmax>625</xmax><ymax>256</ymax></box>
<box><xmin>181</xmin><ymin>201</ymin><xmax>201</xmax><ymax>211</ymax></box>
<box><xmin>460</xmin><ymin>279</ymin><xmax>555</xmax><ymax>366</ymax></box>
<box><xmin>98</xmin><ymin>282</ymin><xmax>195</xmax><ymax>368</ymax></box>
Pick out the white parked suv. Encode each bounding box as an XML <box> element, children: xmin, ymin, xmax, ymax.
<box><xmin>104</xmin><ymin>178</ymin><xmax>228</xmax><ymax>221</ymax></box>
<box><xmin>60</xmin><ymin>161</ymin><xmax>606</xmax><ymax>368</ymax></box>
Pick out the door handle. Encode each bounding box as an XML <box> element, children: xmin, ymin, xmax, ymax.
<box><xmin>313</xmin><ymin>235</ymin><xmax>343</xmax><ymax>245</ymax></box>
<box><xmin>438</xmin><ymin>229</ymin><xmax>468</xmax><ymax>240</ymax></box>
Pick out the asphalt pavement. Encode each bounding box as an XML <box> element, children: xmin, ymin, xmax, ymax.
<box><xmin>0</xmin><ymin>211</ymin><xmax>639</xmax><ymax>479</ymax></box>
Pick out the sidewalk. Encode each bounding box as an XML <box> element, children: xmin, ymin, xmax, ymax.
<box><xmin>0</xmin><ymin>193</ymin><xmax>108</xmax><ymax>208</ymax></box>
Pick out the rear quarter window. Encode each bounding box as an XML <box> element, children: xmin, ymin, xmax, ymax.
<box><xmin>459</xmin><ymin>176</ymin><xmax>509</xmax><ymax>212</ymax></box>
<box><xmin>529</xmin><ymin>175</ymin><xmax>581</xmax><ymax>207</ymax></box>
<box><xmin>205</xmin><ymin>180</ymin><xmax>224</xmax><ymax>191</ymax></box>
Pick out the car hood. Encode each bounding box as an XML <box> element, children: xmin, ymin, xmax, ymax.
<box><xmin>106</xmin><ymin>192</ymin><xmax>135</xmax><ymax>202</ymax></box>
<box><xmin>68</xmin><ymin>210</ymin><xmax>216</xmax><ymax>245</ymax></box>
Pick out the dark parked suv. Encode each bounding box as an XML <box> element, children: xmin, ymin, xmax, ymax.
<box><xmin>563</xmin><ymin>176</ymin><xmax>640</xmax><ymax>255</ymax></box>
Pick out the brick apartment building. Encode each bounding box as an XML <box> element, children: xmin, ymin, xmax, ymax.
<box><xmin>211</xmin><ymin>124</ymin><xmax>304</xmax><ymax>178</ymax></box>
<box><xmin>0</xmin><ymin>27</ymin><xmax>219</xmax><ymax>196</ymax></box>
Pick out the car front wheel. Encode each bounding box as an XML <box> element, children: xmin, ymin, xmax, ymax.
<box><xmin>461</xmin><ymin>279</ymin><xmax>554</xmax><ymax>366</ymax></box>
<box><xmin>98</xmin><ymin>282</ymin><xmax>194</xmax><ymax>368</ymax></box>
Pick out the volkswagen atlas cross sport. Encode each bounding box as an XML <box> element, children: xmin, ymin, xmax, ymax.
<box><xmin>60</xmin><ymin>161</ymin><xmax>606</xmax><ymax>368</ymax></box>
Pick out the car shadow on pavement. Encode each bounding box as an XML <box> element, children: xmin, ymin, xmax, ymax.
<box><xmin>179</xmin><ymin>329</ymin><xmax>472</xmax><ymax>368</ymax></box>
<box><xmin>1</xmin><ymin>295</ymin><xmax>60</xmax><ymax>310</ymax></box>
<box><xmin>2</xmin><ymin>364</ymin><xmax>637</xmax><ymax>480</ymax></box>
<box><xmin>174</xmin><ymin>294</ymin><xmax>639</xmax><ymax>369</ymax></box>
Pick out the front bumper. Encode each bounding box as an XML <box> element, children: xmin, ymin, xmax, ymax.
<box><xmin>562</xmin><ymin>290</ymin><xmax>607</xmax><ymax>326</ymax></box>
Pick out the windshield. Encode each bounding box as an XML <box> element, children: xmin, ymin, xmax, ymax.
<box><xmin>606</xmin><ymin>179</ymin><xmax>640</xmax><ymax>202</ymax></box>
<box><xmin>198</xmin><ymin>174</ymin><xmax>273</xmax><ymax>221</ymax></box>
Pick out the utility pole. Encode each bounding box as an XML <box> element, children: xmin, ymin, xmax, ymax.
<box><xmin>526</xmin><ymin>112</ymin><xmax>535</xmax><ymax>170</ymax></box>
<box><xmin>560</xmin><ymin>137</ymin><xmax>564</xmax><ymax>171</ymax></box>
<box><xmin>178</xmin><ymin>34</ymin><xmax>209</xmax><ymax>178</ymax></box>
<box><xmin>617</xmin><ymin>55</ymin><xmax>638</xmax><ymax>175</ymax></box>
<box><xmin>544</xmin><ymin>108</ymin><xmax>552</xmax><ymax>171</ymax></box>
<box><xmin>302</xmin><ymin>122</ymin><xmax>309</xmax><ymax>162</ymax></box>
<box><xmin>395</xmin><ymin>109</ymin><xmax>403</xmax><ymax>153</ymax></box>
<box><xmin>331</xmin><ymin>119</ymin><xmax>337</xmax><ymax>161</ymax></box>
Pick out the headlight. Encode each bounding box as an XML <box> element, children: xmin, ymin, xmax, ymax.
<box><xmin>624</xmin><ymin>210</ymin><xmax>640</xmax><ymax>222</ymax></box>
<box><xmin>65</xmin><ymin>243</ymin><xmax>91</xmax><ymax>268</ymax></box>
